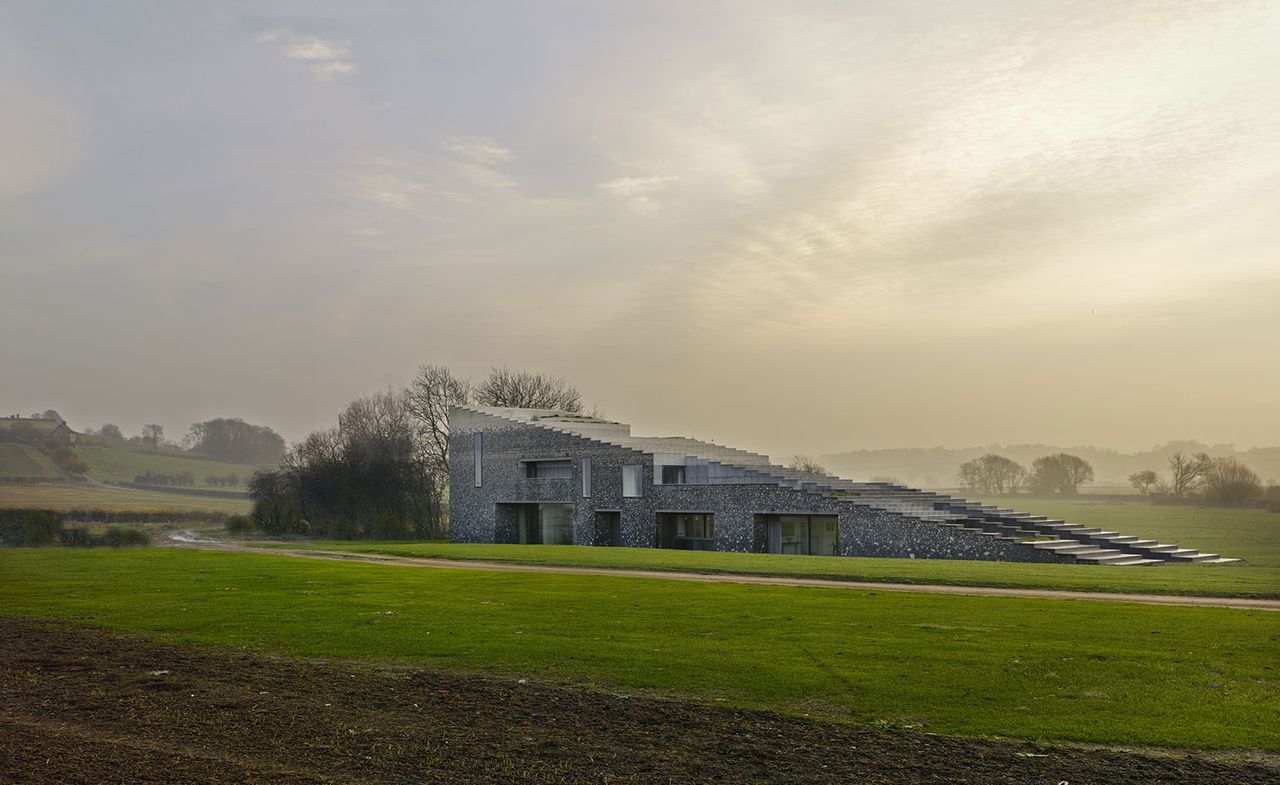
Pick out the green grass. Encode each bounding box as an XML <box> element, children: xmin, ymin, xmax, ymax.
<box><xmin>261</xmin><ymin>540</ymin><xmax>1280</xmax><ymax>599</ymax></box>
<box><xmin>1</xmin><ymin>548</ymin><xmax>1276</xmax><ymax>750</ymax></box>
<box><xmin>78</xmin><ymin>444</ymin><xmax>261</xmax><ymax>488</ymax></box>
<box><xmin>0</xmin><ymin>443</ymin><xmax>62</xmax><ymax>480</ymax></box>
<box><xmin>0</xmin><ymin>482</ymin><xmax>251</xmax><ymax>514</ymax></box>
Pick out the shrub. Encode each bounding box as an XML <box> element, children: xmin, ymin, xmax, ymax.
<box><xmin>101</xmin><ymin>527</ymin><xmax>151</xmax><ymax>547</ymax></box>
<box><xmin>59</xmin><ymin>526</ymin><xmax>92</xmax><ymax>547</ymax></box>
<box><xmin>0</xmin><ymin>510</ymin><xmax>64</xmax><ymax>546</ymax></box>
<box><xmin>224</xmin><ymin>514</ymin><xmax>256</xmax><ymax>536</ymax></box>
<box><xmin>1202</xmin><ymin>458</ymin><xmax>1263</xmax><ymax>505</ymax></box>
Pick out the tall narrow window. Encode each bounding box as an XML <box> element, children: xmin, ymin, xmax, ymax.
<box><xmin>473</xmin><ymin>432</ymin><xmax>483</xmax><ymax>487</ymax></box>
<box><xmin>582</xmin><ymin>457</ymin><xmax>592</xmax><ymax>498</ymax></box>
<box><xmin>622</xmin><ymin>464</ymin><xmax>642</xmax><ymax>497</ymax></box>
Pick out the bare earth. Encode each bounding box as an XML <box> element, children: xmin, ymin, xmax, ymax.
<box><xmin>167</xmin><ymin>536</ymin><xmax>1280</xmax><ymax>611</ymax></box>
<box><xmin>2</xmin><ymin>617</ymin><xmax>1276</xmax><ymax>785</ymax></box>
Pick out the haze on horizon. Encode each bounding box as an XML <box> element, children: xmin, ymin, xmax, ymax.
<box><xmin>3</xmin><ymin>1</ymin><xmax>1278</xmax><ymax>459</ymax></box>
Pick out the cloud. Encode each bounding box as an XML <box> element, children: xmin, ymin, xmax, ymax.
<box><xmin>441</xmin><ymin>136</ymin><xmax>513</xmax><ymax>166</ymax></box>
<box><xmin>350</xmin><ymin>227</ymin><xmax>384</xmax><ymax>237</ymax></box>
<box><xmin>597</xmin><ymin>175</ymin><xmax>677</xmax><ymax>211</ymax></box>
<box><xmin>349</xmin><ymin>169</ymin><xmax>426</xmax><ymax>210</ymax></box>
<box><xmin>257</xmin><ymin>29</ymin><xmax>356</xmax><ymax>80</ymax></box>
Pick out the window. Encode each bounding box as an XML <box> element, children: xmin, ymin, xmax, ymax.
<box><xmin>473</xmin><ymin>433</ymin><xmax>483</xmax><ymax>487</ymax></box>
<box><xmin>657</xmin><ymin>513</ymin><xmax>715</xmax><ymax>550</ymax></box>
<box><xmin>767</xmin><ymin>514</ymin><xmax>838</xmax><ymax>556</ymax></box>
<box><xmin>582</xmin><ymin>457</ymin><xmax>592</xmax><ymax>498</ymax></box>
<box><xmin>661</xmin><ymin>465</ymin><xmax>686</xmax><ymax>484</ymax></box>
<box><xmin>518</xmin><ymin>503</ymin><xmax>574</xmax><ymax>545</ymax></box>
<box><xmin>622</xmin><ymin>464</ymin><xmax>642</xmax><ymax>497</ymax></box>
<box><xmin>523</xmin><ymin>459</ymin><xmax>572</xmax><ymax>479</ymax></box>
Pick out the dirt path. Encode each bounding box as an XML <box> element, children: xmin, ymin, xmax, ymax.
<box><xmin>166</xmin><ymin>534</ymin><xmax>1280</xmax><ymax>611</ymax></box>
<box><xmin>3</xmin><ymin>617</ymin><xmax>1275</xmax><ymax>784</ymax></box>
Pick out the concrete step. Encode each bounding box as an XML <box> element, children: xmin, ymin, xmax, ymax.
<box><xmin>1165</xmin><ymin>551</ymin><xmax>1218</xmax><ymax>562</ymax></box>
<box><xmin>1071</xmin><ymin>550</ymin><xmax>1128</xmax><ymax>562</ymax></box>
<box><xmin>1105</xmin><ymin>557</ymin><xmax>1165</xmax><ymax>566</ymax></box>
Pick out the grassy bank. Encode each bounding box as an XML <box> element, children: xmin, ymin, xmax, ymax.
<box><xmin>0</xmin><ymin>483</ymin><xmax>251</xmax><ymax>514</ymax></box>
<box><xmin>1</xmin><ymin>548</ymin><xmax>1276</xmax><ymax>750</ymax></box>
<box><xmin>78</xmin><ymin>444</ymin><xmax>261</xmax><ymax>488</ymax></box>
<box><xmin>257</xmin><ymin>540</ymin><xmax>1280</xmax><ymax>598</ymax></box>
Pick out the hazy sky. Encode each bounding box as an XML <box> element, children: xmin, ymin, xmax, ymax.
<box><xmin>3</xmin><ymin>1</ymin><xmax>1279</xmax><ymax>458</ymax></box>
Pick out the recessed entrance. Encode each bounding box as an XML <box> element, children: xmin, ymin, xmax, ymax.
<box><xmin>594</xmin><ymin>510</ymin><xmax>621</xmax><ymax>546</ymax></box>
<box><xmin>755</xmin><ymin>514</ymin><xmax>838</xmax><ymax>555</ymax></box>
<box><xmin>499</xmin><ymin>502</ymin><xmax>574</xmax><ymax>545</ymax></box>
<box><xmin>656</xmin><ymin>512</ymin><xmax>716</xmax><ymax>551</ymax></box>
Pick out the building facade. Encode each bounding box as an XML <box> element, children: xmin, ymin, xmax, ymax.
<box><xmin>447</xmin><ymin>406</ymin><xmax>1172</xmax><ymax>565</ymax></box>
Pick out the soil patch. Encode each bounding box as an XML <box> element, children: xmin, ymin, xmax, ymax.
<box><xmin>1</xmin><ymin>617</ymin><xmax>1273</xmax><ymax>784</ymax></box>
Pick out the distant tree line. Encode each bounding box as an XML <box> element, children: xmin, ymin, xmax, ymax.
<box><xmin>243</xmin><ymin>365</ymin><xmax>587</xmax><ymax>539</ymax></box>
<box><xmin>957</xmin><ymin>452</ymin><xmax>1095</xmax><ymax>496</ymax></box>
<box><xmin>133</xmin><ymin>470</ymin><xmax>195</xmax><ymax>487</ymax></box>
<box><xmin>185</xmin><ymin>418</ymin><xmax>286</xmax><ymax>464</ymax></box>
<box><xmin>1128</xmin><ymin>452</ymin><xmax>1264</xmax><ymax>505</ymax></box>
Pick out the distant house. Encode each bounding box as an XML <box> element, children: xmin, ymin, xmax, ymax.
<box><xmin>0</xmin><ymin>416</ymin><xmax>79</xmax><ymax>446</ymax></box>
<box><xmin>447</xmin><ymin>406</ymin><xmax>1230</xmax><ymax>565</ymax></box>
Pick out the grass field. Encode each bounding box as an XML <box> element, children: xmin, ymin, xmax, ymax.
<box><xmin>262</xmin><ymin>499</ymin><xmax>1280</xmax><ymax>599</ymax></box>
<box><xmin>0</xmin><ymin>482</ymin><xmax>251</xmax><ymax>514</ymax></box>
<box><xmin>1</xmin><ymin>547</ymin><xmax>1275</xmax><ymax>750</ymax></box>
<box><xmin>78</xmin><ymin>444</ymin><xmax>262</xmax><ymax>488</ymax></box>
<box><xmin>0</xmin><ymin>443</ymin><xmax>62</xmax><ymax>480</ymax></box>
<box><xmin>265</xmin><ymin>540</ymin><xmax>1280</xmax><ymax>598</ymax></box>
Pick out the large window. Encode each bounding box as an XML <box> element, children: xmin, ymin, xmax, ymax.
<box><xmin>622</xmin><ymin>464</ymin><xmax>642</xmax><ymax>497</ymax></box>
<box><xmin>582</xmin><ymin>457</ymin><xmax>592</xmax><ymax>498</ymax></box>
<box><xmin>523</xmin><ymin>459</ymin><xmax>572</xmax><ymax>479</ymax></box>
<box><xmin>657</xmin><ymin>513</ymin><xmax>715</xmax><ymax>550</ymax></box>
<box><xmin>518</xmin><ymin>503</ymin><xmax>574</xmax><ymax>545</ymax></box>
<box><xmin>660</xmin><ymin>465</ymin><xmax>686</xmax><ymax>484</ymax></box>
<box><xmin>769</xmin><ymin>515</ymin><xmax>838</xmax><ymax>556</ymax></box>
<box><xmin>473</xmin><ymin>433</ymin><xmax>483</xmax><ymax>487</ymax></box>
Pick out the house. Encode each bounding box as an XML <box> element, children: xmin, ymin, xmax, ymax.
<box><xmin>448</xmin><ymin>406</ymin><xmax>1232</xmax><ymax>565</ymax></box>
<box><xmin>0</xmin><ymin>416</ymin><xmax>78</xmax><ymax>446</ymax></box>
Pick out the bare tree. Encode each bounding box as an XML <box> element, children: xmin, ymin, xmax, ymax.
<box><xmin>405</xmin><ymin>365</ymin><xmax>472</xmax><ymax>532</ymax></box>
<box><xmin>1202</xmin><ymin>457</ymin><xmax>1262</xmax><ymax>505</ymax></box>
<box><xmin>957</xmin><ymin>454</ymin><xmax>1027</xmax><ymax>495</ymax></box>
<box><xmin>98</xmin><ymin>423</ymin><xmax>123</xmax><ymax>442</ymax></box>
<box><xmin>405</xmin><ymin>364</ymin><xmax>472</xmax><ymax>480</ymax></box>
<box><xmin>1168</xmin><ymin>451</ymin><xmax>1213</xmax><ymax>496</ymax></box>
<box><xmin>787</xmin><ymin>455</ymin><xmax>831</xmax><ymax>476</ymax></box>
<box><xmin>1128</xmin><ymin>469</ymin><xmax>1159</xmax><ymax>495</ymax></box>
<box><xmin>473</xmin><ymin>366</ymin><xmax>582</xmax><ymax>412</ymax></box>
<box><xmin>140</xmin><ymin>424</ymin><xmax>164</xmax><ymax>453</ymax></box>
<box><xmin>1028</xmin><ymin>453</ymin><xmax>1094</xmax><ymax>495</ymax></box>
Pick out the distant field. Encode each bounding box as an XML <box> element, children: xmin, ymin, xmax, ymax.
<box><xmin>1</xmin><ymin>548</ymin><xmax>1275</xmax><ymax>750</ymax></box>
<box><xmin>78</xmin><ymin>444</ymin><xmax>262</xmax><ymax>488</ymax></box>
<box><xmin>0</xmin><ymin>482</ymin><xmax>251</xmax><ymax>514</ymax></box>
<box><xmin>0</xmin><ymin>443</ymin><xmax>62</xmax><ymax>480</ymax></box>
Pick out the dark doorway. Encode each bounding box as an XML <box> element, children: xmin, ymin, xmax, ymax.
<box><xmin>656</xmin><ymin>512</ymin><xmax>716</xmax><ymax>551</ymax></box>
<box><xmin>498</xmin><ymin>503</ymin><xmax>574</xmax><ymax>545</ymax></box>
<box><xmin>593</xmin><ymin>511</ymin><xmax>621</xmax><ymax>546</ymax></box>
